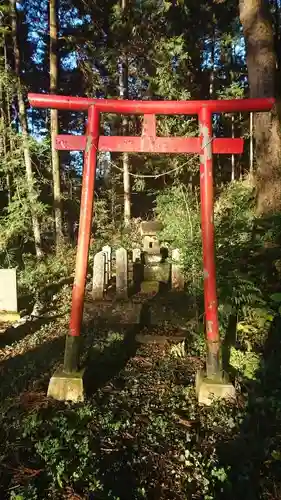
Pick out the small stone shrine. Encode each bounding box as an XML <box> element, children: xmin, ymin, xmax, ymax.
<box><xmin>140</xmin><ymin>221</ymin><xmax>163</xmax><ymax>264</ymax></box>
<box><xmin>140</xmin><ymin>221</ymin><xmax>170</xmax><ymax>293</ymax></box>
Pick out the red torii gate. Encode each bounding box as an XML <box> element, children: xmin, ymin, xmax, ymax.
<box><xmin>28</xmin><ymin>93</ymin><xmax>274</xmax><ymax>388</ymax></box>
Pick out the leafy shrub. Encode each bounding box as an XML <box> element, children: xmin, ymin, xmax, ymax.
<box><xmin>230</xmin><ymin>346</ymin><xmax>260</xmax><ymax>379</ymax></box>
<box><xmin>156</xmin><ymin>184</ymin><xmax>202</xmax><ymax>292</ymax></box>
<box><xmin>215</xmin><ymin>179</ymin><xmax>257</xmax><ymax>304</ymax></box>
<box><xmin>155</xmin><ymin>179</ymin><xmax>273</xmax><ymax>352</ymax></box>
<box><xmin>182</xmin><ymin>446</ymin><xmax>229</xmax><ymax>499</ymax></box>
<box><xmin>18</xmin><ymin>245</ymin><xmax>76</xmax><ymax>296</ymax></box>
<box><xmin>20</xmin><ymin>405</ymin><xmax>103</xmax><ymax>494</ymax></box>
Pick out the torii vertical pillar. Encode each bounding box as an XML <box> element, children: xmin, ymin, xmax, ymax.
<box><xmin>28</xmin><ymin>92</ymin><xmax>274</xmax><ymax>404</ymax></box>
<box><xmin>47</xmin><ymin>105</ymin><xmax>99</xmax><ymax>402</ymax></box>
<box><xmin>196</xmin><ymin>107</ymin><xmax>235</xmax><ymax>404</ymax></box>
<box><xmin>199</xmin><ymin>107</ymin><xmax>220</xmax><ymax>379</ymax></box>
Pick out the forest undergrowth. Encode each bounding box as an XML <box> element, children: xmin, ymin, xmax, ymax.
<box><xmin>1</xmin><ymin>180</ymin><xmax>281</xmax><ymax>499</ymax></box>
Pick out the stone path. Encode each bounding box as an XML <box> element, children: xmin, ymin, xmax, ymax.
<box><xmin>84</xmin><ymin>287</ymin><xmax>196</xmax><ymax>345</ymax></box>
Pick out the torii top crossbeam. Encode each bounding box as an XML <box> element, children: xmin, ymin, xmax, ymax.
<box><xmin>28</xmin><ymin>92</ymin><xmax>274</xmax><ymax>383</ymax></box>
<box><xmin>29</xmin><ymin>93</ymin><xmax>274</xmax><ymax>114</ymax></box>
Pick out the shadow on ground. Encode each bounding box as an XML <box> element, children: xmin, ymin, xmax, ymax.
<box><xmin>218</xmin><ymin>316</ymin><xmax>281</xmax><ymax>500</ymax></box>
<box><xmin>0</xmin><ymin>334</ymin><xmax>66</xmax><ymax>403</ymax></box>
<box><xmin>0</xmin><ymin>310</ymin><xmax>142</xmax><ymax>405</ymax></box>
<box><xmin>82</xmin><ymin>320</ymin><xmax>140</xmax><ymax>396</ymax></box>
<box><xmin>0</xmin><ymin>315</ymin><xmax>63</xmax><ymax>349</ymax></box>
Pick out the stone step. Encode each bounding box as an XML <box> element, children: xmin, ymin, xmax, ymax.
<box><xmin>140</xmin><ymin>281</ymin><xmax>160</xmax><ymax>294</ymax></box>
<box><xmin>84</xmin><ymin>290</ymin><xmax>195</xmax><ymax>328</ymax></box>
<box><xmin>84</xmin><ymin>299</ymin><xmax>142</xmax><ymax>325</ymax></box>
<box><xmin>136</xmin><ymin>334</ymin><xmax>186</xmax><ymax>344</ymax></box>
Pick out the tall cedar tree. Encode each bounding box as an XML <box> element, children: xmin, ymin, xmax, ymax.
<box><xmin>119</xmin><ymin>0</ymin><xmax>131</xmax><ymax>227</ymax></box>
<box><xmin>240</xmin><ymin>0</ymin><xmax>281</xmax><ymax>214</ymax></box>
<box><xmin>10</xmin><ymin>0</ymin><xmax>43</xmax><ymax>257</ymax></box>
<box><xmin>50</xmin><ymin>0</ymin><xmax>63</xmax><ymax>249</ymax></box>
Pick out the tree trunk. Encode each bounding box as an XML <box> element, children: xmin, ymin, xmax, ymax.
<box><xmin>209</xmin><ymin>24</ymin><xmax>215</xmax><ymax>99</ymax></box>
<box><xmin>123</xmin><ymin>149</ymin><xmax>130</xmax><ymax>226</ymax></box>
<box><xmin>3</xmin><ymin>41</ymin><xmax>12</xmax><ymax>203</ymax></box>
<box><xmin>10</xmin><ymin>0</ymin><xmax>43</xmax><ymax>258</ymax></box>
<box><xmin>50</xmin><ymin>0</ymin><xmax>63</xmax><ymax>249</ymax></box>
<box><xmin>274</xmin><ymin>0</ymin><xmax>281</xmax><ymax>73</ymax></box>
<box><xmin>120</xmin><ymin>0</ymin><xmax>131</xmax><ymax>227</ymax></box>
<box><xmin>249</xmin><ymin>111</ymin><xmax>254</xmax><ymax>177</ymax></box>
<box><xmin>239</xmin><ymin>0</ymin><xmax>281</xmax><ymax>215</ymax></box>
<box><xmin>231</xmin><ymin>115</ymin><xmax>235</xmax><ymax>181</ymax></box>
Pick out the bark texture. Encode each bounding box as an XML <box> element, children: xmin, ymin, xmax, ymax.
<box><xmin>240</xmin><ymin>0</ymin><xmax>281</xmax><ymax>214</ymax></box>
<box><xmin>10</xmin><ymin>0</ymin><xmax>43</xmax><ymax>257</ymax></box>
<box><xmin>120</xmin><ymin>0</ymin><xmax>131</xmax><ymax>227</ymax></box>
<box><xmin>50</xmin><ymin>0</ymin><xmax>63</xmax><ymax>248</ymax></box>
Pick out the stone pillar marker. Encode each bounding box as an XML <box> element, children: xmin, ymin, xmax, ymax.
<box><xmin>132</xmin><ymin>248</ymin><xmax>141</xmax><ymax>262</ymax></box>
<box><xmin>102</xmin><ymin>245</ymin><xmax>112</xmax><ymax>282</ymax></box>
<box><xmin>92</xmin><ymin>251</ymin><xmax>105</xmax><ymax>300</ymax></box>
<box><xmin>0</xmin><ymin>268</ymin><xmax>20</xmax><ymax>321</ymax></box>
<box><xmin>172</xmin><ymin>248</ymin><xmax>184</xmax><ymax>291</ymax></box>
<box><xmin>116</xmin><ymin>247</ymin><xmax>128</xmax><ymax>299</ymax></box>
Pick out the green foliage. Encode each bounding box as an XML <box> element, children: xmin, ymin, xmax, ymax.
<box><xmin>9</xmin><ymin>485</ymin><xmax>38</xmax><ymax>500</ymax></box>
<box><xmin>156</xmin><ymin>184</ymin><xmax>202</xmax><ymax>289</ymax></box>
<box><xmin>149</xmin><ymin>36</ymin><xmax>191</xmax><ymax>101</ymax></box>
<box><xmin>92</xmin><ymin>197</ymin><xmax>142</xmax><ymax>251</ymax></box>
<box><xmin>215</xmin><ymin>179</ymin><xmax>255</xmax><ymax>254</ymax></box>
<box><xmin>6</xmin><ymin>347</ymin><xmax>230</xmax><ymax>500</ymax></box>
<box><xmin>18</xmin><ymin>246</ymin><xmax>76</xmax><ymax>296</ymax></box>
<box><xmin>214</xmin><ymin>181</ymin><xmax>261</xmax><ymax>312</ymax></box>
<box><xmin>0</xmin><ymin>181</ymin><xmax>46</xmax><ymax>250</ymax></box>
<box><xmin>181</xmin><ymin>447</ymin><xmax>229</xmax><ymax>499</ymax></box>
<box><xmin>230</xmin><ymin>346</ymin><xmax>260</xmax><ymax>379</ymax></box>
<box><xmin>236</xmin><ymin>305</ymin><xmax>274</xmax><ymax>348</ymax></box>
<box><xmin>217</xmin><ymin>81</ymin><xmax>245</xmax><ymax>99</ymax></box>
<box><xmin>156</xmin><ymin>178</ymin><xmax>276</xmax><ymax>352</ymax></box>
<box><xmin>2</xmin><ymin>294</ymin><xmax>281</xmax><ymax>500</ymax></box>
<box><xmin>0</xmin><ymin>130</ymin><xmax>51</xmax><ymax>262</ymax></box>
<box><xmin>20</xmin><ymin>405</ymin><xmax>104</xmax><ymax>493</ymax></box>
<box><xmin>1</xmin><ymin>0</ymin><xmax>281</xmax><ymax>497</ymax></box>
<box><xmin>93</xmin><ymin>198</ymin><xmax>116</xmax><ymax>243</ymax></box>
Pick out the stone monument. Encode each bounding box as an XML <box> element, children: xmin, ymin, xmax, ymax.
<box><xmin>139</xmin><ymin>221</ymin><xmax>170</xmax><ymax>293</ymax></box>
<box><xmin>0</xmin><ymin>268</ymin><xmax>20</xmax><ymax>321</ymax></box>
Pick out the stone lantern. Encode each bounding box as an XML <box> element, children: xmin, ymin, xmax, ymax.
<box><xmin>140</xmin><ymin>221</ymin><xmax>163</xmax><ymax>264</ymax></box>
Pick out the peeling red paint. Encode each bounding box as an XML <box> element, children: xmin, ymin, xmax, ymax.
<box><xmin>28</xmin><ymin>93</ymin><xmax>274</xmax><ymax>114</ymax></box>
<box><xmin>206</xmin><ymin>320</ymin><xmax>213</xmax><ymax>333</ymax></box>
<box><xmin>69</xmin><ymin>106</ymin><xmax>99</xmax><ymax>337</ymax></box>
<box><xmin>199</xmin><ymin>107</ymin><xmax>219</xmax><ymax>357</ymax></box>
<box><xmin>28</xmin><ymin>92</ymin><xmax>275</xmax><ymax>374</ymax></box>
